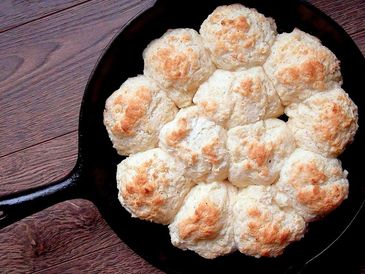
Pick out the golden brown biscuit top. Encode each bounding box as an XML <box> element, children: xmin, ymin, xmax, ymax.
<box><xmin>111</xmin><ymin>86</ymin><xmax>152</xmax><ymax>136</ymax></box>
<box><xmin>313</xmin><ymin>98</ymin><xmax>354</xmax><ymax>154</ymax></box>
<box><xmin>121</xmin><ymin>159</ymin><xmax>169</xmax><ymax>220</ymax></box>
<box><xmin>288</xmin><ymin>161</ymin><xmax>347</xmax><ymax>215</ymax></box>
<box><xmin>208</xmin><ymin>5</ymin><xmax>253</xmax><ymax>57</ymax></box>
<box><xmin>201</xmin><ymin>138</ymin><xmax>220</xmax><ymax>164</ymax></box>
<box><xmin>233</xmin><ymin>77</ymin><xmax>260</xmax><ymax>96</ymax></box>
<box><xmin>277</xmin><ymin>60</ymin><xmax>326</xmax><ymax>89</ymax></box>
<box><xmin>155</xmin><ymin>47</ymin><xmax>197</xmax><ymax>83</ymax></box>
<box><xmin>146</xmin><ymin>30</ymin><xmax>203</xmax><ymax>90</ymax></box>
<box><xmin>247</xmin><ymin>140</ymin><xmax>273</xmax><ymax>168</ymax></box>
<box><xmin>244</xmin><ymin>207</ymin><xmax>290</xmax><ymax>257</ymax></box>
<box><xmin>178</xmin><ymin>200</ymin><xmax>222</xmax><ymax>241</ymax></box>
<box><xmin>166</xmin><ymin>117</ymin><xmax>188</xmax><ymax>146</ymax></box>
<box><xmin>271</xmin><ymin>30</ymin><xmax>341</xmax><ymax>92</ymax></box>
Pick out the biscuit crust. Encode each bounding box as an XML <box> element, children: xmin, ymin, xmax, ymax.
<box><xmin>234</xmin><ymin>186</ymin><xmax>306</xmax><ymax>257</ymax></box>
<box><xmin>286</xmin><ymin>88</ymin><xmax>358</xmax><ymax>157</ymax></box>
<box><xmin>275</xmin><ymin>149</ymin><xmax>349</xmax><ymax>221</ymax></box>
<box><xmin>169</xmin><ymin>181</ymin><xmax>237</xmax><ymax>259</ymax></box>
<box><xmin>117</xmin><ymin>148</ymin><xmax>193</xmax><ymax>224</ymax></box>
<box><xmin>159</xmin><ymin>106</ymin><xmax>229</xmax><ymax>182</ymax></box>
<box><xmin>200</xmin><ymin>4</ymin><xmax>277</xmax><ymax>70</ymax></box>
<box><xmin>104</xmin><ymin>75</ymin><xmax>177</xmax><ymax>155</ymax></box>
<box><xmin>227</xmin><ymin>119</ymin><xmax>295</xmax><ymax>187</ymax></box>
<box><xmin>264</xmin><ymin>29</ymin><xmax>342</xmax><ymax>105</ymax></box>
<box><xmin>143</xmin><ymin>28</ymin><xmax>215</xmax><ymax>107</ymax></box>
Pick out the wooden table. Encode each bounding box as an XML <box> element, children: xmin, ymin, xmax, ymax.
<box><xmin>0</xmin><ymin>0</ymin><xmax>364</xmax><ymax>273</ymax></box>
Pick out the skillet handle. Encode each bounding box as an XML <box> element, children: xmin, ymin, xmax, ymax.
<box><xmin>0</xmin><ymin>161</ymin><xmax>86</xmax><ymax>229</ymax></box>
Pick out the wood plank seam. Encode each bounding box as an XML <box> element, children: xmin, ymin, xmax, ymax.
<box><xmin>0</xmin><ymin>130</ymin><xmax>78</xmax><ymax>160</ymax></box>
<box><xmin>0</xmin><ymin>0</ymin><xmax>93</xmax><ymax>34</ymax></box>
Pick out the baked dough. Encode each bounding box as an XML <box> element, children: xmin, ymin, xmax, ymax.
<box><xmin>169</xmin><ymin>181</ymin><xmax>237</xmax><ymax>259</ymax></box>
<box><xmin>193</xmin><ymin>67</ymin><xmax>283</xmax><ymax>128</ymax></box>
<box><xmin>117</xmin><ymin>148</ymin><xmax>193</xmax><ymax>224</ymax></box>
<box><xmin>143</xmin><ymin>28</ymin><xmax>215</xmax><ymax>107</ymax></box>
<box><xmin>264</xmin><ymin>28</ymin><xmax>342</xmax><ymax>105</ymax></box>
<box><xmin>200</xmin><ymin>4</ymin><xmax>277</xmax><ymax>70</ymax></box>
<box><xmin>227</xmin><ymin>119</ymin><xmax>295</xmax><ymax>187</ymax></box>
<box><xmin>104</xmin><ymin>75</ymin><xmax>177</xmax><ymax>155</ymax></box>
<box><xmin>286</xmin><ymin>88</ymin><xmax>358</xmax><ymax>157</ymax></box>
<box><xmin>105</xmin><ymin>3</ymin><xmax>358</xmax><ymax>259</ymax></box>
<box><xmin>233</xmin><ymin>185</ymin><xmax>306</xmax><ymax>257</ymax></box>
<box><xmin>159</xmin><ymin>106</ymin><xmax>229</xmax><ymax>182</ymax></box>
<box><xmin>275</xmin><ymin>148</ymin><xmax>349</xmax><ymax>221</ymax></box>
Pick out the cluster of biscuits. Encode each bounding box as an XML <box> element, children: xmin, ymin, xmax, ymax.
<box><xmin>103</xmin><ymin>4</ymin><xmax>358</xmax><ymax>259</ymax></box>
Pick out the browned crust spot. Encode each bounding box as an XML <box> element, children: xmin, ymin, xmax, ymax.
<box><xmin>200</xmin><ymin>101</ymin><xmax>218</xmax><ymax>114</ymax></box>
<box><xmin>243</xmin><ymin>209</ymin><xmax>290</xmax><ymax>253</ymax></box>
<box><xmin>111</xmin><ymin>87</ymin><xmax>152</xmax><ymax>136</ymax></box>
<box><xmin>234</xmin><ymin>78</ymin><xmax>253</xmax><ymax>96</ymax></box>
<box><xmin>290</xmin><ymin>162</ymin><xmax>328</xmax><ymax>187</ymax></box>
<box><xmin>167</xmin><ymin>34</ymin><xmax>192</xmax><ymax>43</ymax></box>
<box><xmin>166</xmin><ymin>118</ymin><xmax>188</xmax><ymax>146</ymax></box>
<box><xmin>314</xmin><ymin>101</ymin><xmax>353</xmax><ymax>154</ymax></box>
<box><xmin>297</xmin><ymin>184</ymin><xmax>346</xmax><ymax>215</ymax></box>
<box><xmin>277</xmin><ymin>60</ymin><xmax>325</xmax><ymax>89</ymax></box>
<box><xmin>178</xmin><ymin>200</ymin><xmax>222</xmax><ymax>241</ymax></box>
<box><xmin>289</xmin><ymin>161</ymin><xmax>347</xmax><ymax>215</ymax></box>
<box><xmin>121</xmin><ymin>159</ymin><xmax>169</xmax><ymax>220</ymax></box>
<box><xmin>247</xmin><ymin>141</ymin><xmax>272</xmax><ymax>167</ymax></box>
<box><xmin>221</xmin><ymin>16</ymin><xmax>249</xmax><ymax>32</ymax></box>
<box><xmin>234</xmin><ymin>76</ymin><xmax>263</xmax><ymax>97</ymax></box>
<box><xmin>202</xmin><ymin>139</ymin><xmax>220</xmax><ymax>164</ymax></box>
<box><xmin>154</xmin><ymin>46</ymin><xmax>197</xmax><ymax>83</ymax></box>
<box><xmin>214</xmin><ymin>16</ymin><xmax>252</xmax><ymax>56</ymax></box>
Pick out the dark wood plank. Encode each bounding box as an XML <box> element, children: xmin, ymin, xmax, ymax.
<box><xmin>35</xmin><ymin>236</ymin><xmax>162</xmax><ymax>274</ymax></box>
<box><xmin>0</xmin><ymin>131</ymin><xmax>77</xmax><ymax>195</ymax></box>
<box><xmin>308</xmin><ymin>0</ymin><xmax>365</xmax><ymax>55</ymax></box>
<box><xmin>0</xmin><ymin>199</ymin><xmax>159</xmax><ymax>273</ymax></box>
<box><xmin>351</xmin><ymin>29</ymin><xmax>365</xmax><ymax>55</ymax></box>
<box><xmin>0</xmin><ymin>0</ymin><xmax>154</xmax><ymax>158</ymax></box>
<box><xmin>0</xmin><ymin>0</ymin><xmax>90</xmax><ymax>33</ymax></box>
<box><xmin>308</xmin><ymin>0</ymin><xmax>365</xmax><ymax>35</ymax></box>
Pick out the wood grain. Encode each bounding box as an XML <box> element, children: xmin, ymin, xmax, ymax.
<box><xmin>0</xmin><ymin>0</ymin><xmax>364</xmax><ymax>273</ymax></box>
<box><xmin>0</xmin><ymin>0</ymin><xmax>90</xmax><ymax>33</ymax></box>
<box><xmin>0</xmin><ymin>199</ymin><xmax>160</xmax><ymax>273</ymax></box>
<box><xmin>0</xmin><ymin>0</ymin><xmax>154</xmax><ymax>157</ymax></box>
<box><xmin>35</xmin><ymin>235</ymin><xmax>162</xmax><ymax>274</ymax></box>
<box><xmin>308</xmin><ymin>0</ymin><xmax>365</xmax><ymax>55</ymax></box>
<box><xmin>0</xmin><ymin>131</ymin><xmax>77</xmax><ymax>195</ymax></box>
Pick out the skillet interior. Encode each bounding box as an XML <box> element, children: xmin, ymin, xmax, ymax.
<box><xmin>77</xmin><ymin>0</ymin><xmax>365</xmax><ymax>273</ymax></box>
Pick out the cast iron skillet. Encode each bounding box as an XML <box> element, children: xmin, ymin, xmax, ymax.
<box><xmin>0</xmin><ymin>0</ymin><xmax>364</xmax><ymax>273</ymax></box>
